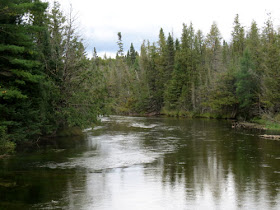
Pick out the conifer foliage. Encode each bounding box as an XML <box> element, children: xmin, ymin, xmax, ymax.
<box><xmin>102</xmin><ymin>14</ymin><xmax>280</xmax><ymax>123</ymax></box>
<box><xmin>0</xmin><ymin>0</ymin><xmax>48</xmax><ymax>147</ymax></box>
<box><xmin>1</xmin><ymin>2</ymin><xmax>280</xmax><ymax>155</ymax></box>
<box><xmin>0</xmin><ymin>0</ymin><xmax>107</xmax><ymax>153</ymax></box>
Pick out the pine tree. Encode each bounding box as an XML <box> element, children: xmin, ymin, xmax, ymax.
<box><xmin>261</xmin><ymin>17</ymin><xmax>280</xmax><ymax>115</ymax></box>
<box><xmin>231</xmin><ymin>14</ymin><xmax>245</xmax><ymax>62</ymax></box>
<box><xmin>164</xmin><ymin>23</ymin><xmax>196</xmax><ymax>111</ymax></box>
<box><xmin>194</xmin><ymin>29</ymin><xmax>207</xmax><ymax>111</ymax></box>
<box><xmin>235</xmin><ymin>48</ymin><xmax>258</xmax><ymax>118</ymax></box>
<box><xmin>127</xmin><ymin>43</ymin><xmax>137</xmax><ymax>66</ymax></box>
<box><xmin>42</xmin><ymin>2</ymin><xmax>105</xmax><ymax>130</ymax></box>
<box><xmin>222</xmin><ymin>40</ymin><xmax>230</xmax><ymax>66</ymax></box>
<box><xmin>246</xmin><ymin>21</ymin><xmax>263</xmax><ymax>115</ymax></box>
<box><xmin>166</xmin><ymin>33</ymin><xmax>175</xmax><ymax>81</ymax></box>
<box><xmin>117</xmin><ymin>32</ymin><xmax>124</xmax><ymax>57</ymax></box>
<box><xmin>205</xmin><ymin>22</ymin><xmax>222</xmax><ymax>83</ymax></box>
<box><xmin>0</xmin><ymin>0</ymin><xmax>48</xmax><ymax>145</ymax></box>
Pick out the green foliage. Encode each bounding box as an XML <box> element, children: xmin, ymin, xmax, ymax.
<box><xmin>2</xmin><ymin>3</ymin><xmax>280</xmax><ymax>154</ymax></box>
<box><xmin>0</xmin><ymin>0</ymin><xmax>109</xmax><ymax>154</ymax></box>
<box><xmin>0</xmin><ymin>126</ymin><xmax>16</xmax><ymax>155</ymax></box>
<box><xmin>231</xmin><ymin>14</ymin><xmax>245</xmax><ymax>59</ymax></box>
<box><xmin>235</xmin><ymin>48</ymin><xmax>258</xmax><ymax>118</ymax></box>
<box><xmin>261</xmin><ymin>17</ymin><xmax>280</xmax><ymax>113</ymax></box>
<box><xmin>103</xmin><ymin>15</ymin><xmax>280</xmax><ymax>122</ymax></box>
<box><xmin>251</xmin><ymin>118</ymin><xmax>280</xmax><ymax>131</ymax></box>
<box><xmin>207</xmin><ymin>71</ymin><xmax>238</xmax><ymax>118</ymax></box>
<box><xmin>56</xmin><ymin>127</ymin><xmax>83</xmax><ymax>137</ymax></box>
<box><xmin>0</xmin><ymin>0</ymin><xmax>48</xmax><ymax>145</ymax></box>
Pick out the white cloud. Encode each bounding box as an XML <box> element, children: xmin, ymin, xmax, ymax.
<box><xmin>55</xmin><ymin>0</ymin><xmax>280</xmax><ymax>56</ymax></box>
<box><xmin>86</xmin><ymin>28</ymin><xmax>116</xmax><ymax>42</ymax></box>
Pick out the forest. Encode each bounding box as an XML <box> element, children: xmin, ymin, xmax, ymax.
<box><xmin>1</xmin><ymin>0</ymin><xmax>280</xmax><ymax>154</ymax></box>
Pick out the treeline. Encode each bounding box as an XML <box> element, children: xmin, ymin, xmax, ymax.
<box><xmin>0</xmin><ymin>0</ymin><xmax>107</xmax><ymax>154</ymax></box>
<box><xmin>100</xmin><ymin>15</ymin><xmax>280</xmax><ymax>124</ymax></box>
<box><xmin>1</xmin><ymin>0</ymin><xmax>280</xmax><ymax>154</ymax></box>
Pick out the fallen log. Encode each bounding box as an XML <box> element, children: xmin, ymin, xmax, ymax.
<box><xmin>259</xmin><ymin>134</ymin><xmax>280</xmax><ymax>140</ymax></box>
<box><xmin>232</xmin><ymin>121</ymin><xmax>266</xmax><ymax>130</ymax></box>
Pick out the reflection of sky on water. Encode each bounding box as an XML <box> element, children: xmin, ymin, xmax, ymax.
<box><xmin>28</xmin><ymin>116</ymin><xmax>280</xmax><ymax>209</ymax></box>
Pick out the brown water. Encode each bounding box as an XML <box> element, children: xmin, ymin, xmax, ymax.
<box><xmin>0</xmin><ymin>116</ymin><xmax>279</xmax><ymax>209</ymax></box>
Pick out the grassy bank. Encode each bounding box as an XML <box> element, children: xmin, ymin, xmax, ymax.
<box><xmin>161</xmin><ymin>108</ymin><xmax>233</xmax><ymax>119</ymax></box>
<box><xmin>251</xmin><ymin>118</ymin><xmax>280</xmax><ymax>131</ymax></box>
<box><xmin>161</xmin><ymin>109</ymin><xmax>280</xmax><ymax>132</ymax></box>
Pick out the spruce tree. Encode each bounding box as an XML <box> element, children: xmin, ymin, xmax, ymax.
<box><xmin>166</xmin><ymin>33</ymin><xmax>175</xmax><ymax>81</ymax></box>
<box><xmin>205</xmin><ymin>22</ymin><xmax>222</xmax><ymax>83</ymax></box>
<box><xmin>261</xmin><ymin>17</ymin><xmax>280</xmax><ymax>115</ymax></box>
<box><xmin>117</xmin><ymin>32</ymin><xmax>124</xmax><ymax>57</ymax></box>
<box><xmin>231</xmin><ymin>14</ymin><xmax>245</xmax><ymax>62</ymax></box>
<box><xmin>235</xmin><ymin>48</ymin><xmax>258</xmax><ymax>118</ymax></box>
<box><xmin>0</xmin><ymin>0</ymin><xmax>48</xmax><ymax>144</ymax></box>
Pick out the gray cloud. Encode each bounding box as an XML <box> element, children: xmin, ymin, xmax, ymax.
<box><xmin>84</xmin><ymin>30</ymin><xmax>161</xmax><ymax>57</ymax></box>
<box><xmin>57</xmin><ymin>0</ymin><xmax>280</xmax><ymax>58</ymax></box>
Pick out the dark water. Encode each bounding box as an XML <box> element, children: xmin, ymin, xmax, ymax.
<box><xmin>0</xmin><ymin>116</ymin><xmax>280</xmax><ymax>210</ymax></box>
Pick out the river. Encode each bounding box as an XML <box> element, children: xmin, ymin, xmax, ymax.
<box><xmin>0</xmin><ymin>116</ymin><xmax>279</xmax><ymax>209</ymax></box>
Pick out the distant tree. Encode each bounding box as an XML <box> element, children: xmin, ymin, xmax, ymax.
<box><xmin>205</xmin><ymin>22</ymin><xmax>222</xmax><ymax>81</ymax></box>
<box><xmin>93</xmin><ymin>47</ymin><xmax>98</xmax><ymax>59</ymax></box>
<box><xmin>261</xmin><ymin>17</ymin><xmax>280</xmax><ymax>115</ymax></box>
<box><xmin>127</xmin><ymin>43</ymin><xmax>137</xmax><ymax>66</ymax></box>
<box><xmin>231</xmin><ymin>14</ymin><xmax>245</xmax><ymax>61</ymax></box>
<box><xmin>166</xmin><ymin>33</ymin><xmax>175</xmax><ymax>81</ymax></box>
<box><xmin>235</xmin><ymin>48</ymin><xmax>258</xmax><ymax>118</ymax></box>
<box><xmin>117</xmin><ymin>32</ymin><xmax>124</xmax><ymax>57</ymax></box>
<box><xmin>164</xmin><ymin>23</ymin><xmax>197</xmax><ymax>111</ymax></box>
<box><xmin>130</xmin><ymin>43</ymin><xmax>137</xmax><ymax>64</ymax></box>
<box><xmin>208</xmin><ymin>72</ymin><xmax>238</xmax><ymax>118</ymax></box>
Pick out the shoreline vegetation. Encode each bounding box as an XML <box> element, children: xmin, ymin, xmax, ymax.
<box><xmin>1</xmin><ymin>0</ymin><xmax>280</xmax><ymax>155</ymax></box>
<box><xmin>125</xmin><ymin>109</ymin><xmax>280</xmax><ymax>132</ymax></box>
<box><xmin>129</xmin><ymin>111</ymin><xmax>280</xmax><ymax>132</ymax></box>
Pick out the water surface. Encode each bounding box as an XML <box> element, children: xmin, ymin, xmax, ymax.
<box><xmin>0</xmin><ymin>116</ymin><xmax>279</xmax><ymax>209</ymax></box>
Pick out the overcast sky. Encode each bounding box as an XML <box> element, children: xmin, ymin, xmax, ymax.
<box><xmin>54</xmin><ymin>0</ymin><xmax>280</xmax><ymax>58</ymax></box>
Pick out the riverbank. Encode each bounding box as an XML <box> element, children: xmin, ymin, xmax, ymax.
<box><xmin>259</xmin><ymin>134</ymin><xmax>280</xmax><ymax>140</ymax></box>
<box><xmin>121</xmin><ymin>109</ymin><xmax>280</xmax><ymax>133</ymax></box>
<box><xmin>251</xmin><ymin>118</ymin><xmax>280</xmax><ymax>131</ymax></box>
<box><xmin>232</xmin><ymin>118</ymin><xmax>280</xmax><ymax>132</ymax></box>
<box><xmin>0</xmin><ymin>126</ymin><xmax>85</xmax><ymax>157</ymax></box>
<box><xmin>231</xmin><ymin>121</ymin><xmax>267</xmax><ymax>130</ymax></box>
<box><xmin>160</xmin><ymin>109</ymin><xmax>235</xmax><ymax>119</ymax></box>
<box><xmin>161</xmin><ymin>109</ymin><xmax>280</xmax><ymax>132</ymax></box>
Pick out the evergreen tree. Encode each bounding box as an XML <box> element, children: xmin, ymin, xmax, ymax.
<box><xmin>231</xmin><ymin>14</ymin><xmax>245</xmax><ymax>62</ymax></box>
<box><xmin>194</xmin><ymin>30</ymin><xmax>207</xmax><ymax>111</ymax></box>
<box><xmin>246</xmin><ymin>21</ymin><xmax>262</xmax><ymax>115</ymax></box>
<box><xmin>165</xmin><ymin>23</ymin><xmax>196</xmax><ymax>111</ymax></box>
<box><xmin>117</xmin><ymin>32</ymin><xmax>124</xmax><ymax>57</ymax></box>
<box><xmin>42</xmin><ymin>2</ymin><xmax>105</xmax><ymax>130</ymax></box>
<box><xmin>235</xmin><ymin>48</ymin><xmax>258</xmax><ymax>118</ymax></box>
<box><xmin>126</xmin><ymin>43</ymin><xmax>137</xmax><ymax>66</ymax></box>
<box><xmin>261</xmin><ymin>17</ymin><xmax>280</xmax><ymax>115</ymax></box>
<box><xmin>0</xmin><ymin>0</ymin><xmax>48</xmax><ymax>145</ymax></box>
<box><xmin>222</xmin><ymin>40</ymin><xmax>230</xmax><ymax>66</ymax></box>
<box><xmin>166</xmin><ymin>33</ymin><xmax>175</xmax><ymax>81</ymax></box>
<box><xmin>205</xmin><ymin>22</ymin><xmax>222</xmax><ymax>83</ymax></box>
<box><xmin>208</xmin><ymin>72</ymin><xmax>238</xmax><ymax>118</ymax></box>
<box><xmin>175</xmin><ymin>38</ymin><xmax>180</xmax><ymax>52</ymax></box>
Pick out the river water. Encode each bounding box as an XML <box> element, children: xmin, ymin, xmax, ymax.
<box><xmin>0</xmin><ymin>116</ymin><xmax>279</xmax><ymax>209</ymax></box>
